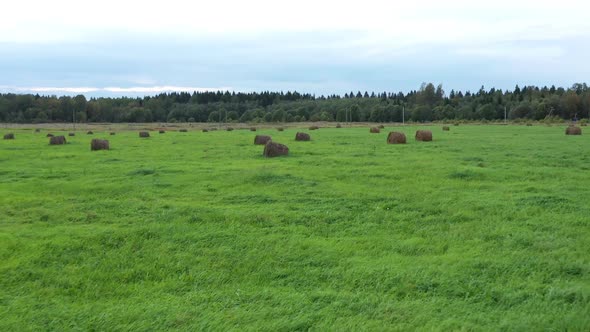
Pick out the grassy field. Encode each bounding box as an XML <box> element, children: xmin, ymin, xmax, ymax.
<box><xmin>1</xmin><ymin>124</ymin><xmax>589</xmax><ymax>331</ymax></box>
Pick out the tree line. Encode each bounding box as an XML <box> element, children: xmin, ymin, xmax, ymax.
<box><xmin>0</xmin><ymin>83</ymin><xmax>588</xmax><ymax>123</ymax></box>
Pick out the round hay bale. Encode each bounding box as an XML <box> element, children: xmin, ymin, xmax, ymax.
<box><xmin>46</xmin><ymin>133</ymin><xmax>54</xmax><ymax>138</ymax></box>
<box><xmin>581</xmin><ymin>123</ymin><xmax>587</xmax><ymax>127</ymax></box>
<box><xmin>254</xmin><ymin>135</ymin><xmax>272</xmax><ymax>145</ymax></box>
<box><xmin>110</xmin><ymin>132</ymin><xmax>116</xmax><ymax>135</ymax></box>
<box><xmin>309</xmin><ymin>125</ymin><xmax>319</xmax><ymax>130</ymax></box>
<box><xmin>378</xmin><ymin>124</ymin><xmax>385</xmax><ymax>129</ymax></box>
<box><xmin>49</xmin><ymin>135</ymin><xmax>66</xmax><ymax>145</ymax></box>
<box><xmin>3</xmin><ymin>133</ymin><xmax>15</xmax><ymax>140</ymax></box>
<box><xmin>179</xmin><ymin>129</ymin><xmax>188</xmax><ymax>132</ymax></box>
<box><xmin>336</xmin><ymin>123</ymin><xmax>342</xmax><ymax>128</ymax></box>
<box><xmin>387</xmin><ymin>132</ymin><xmax>406</xmax><ymax>144</ymax></box>
<box><xmin>295</xmin><ymin>132</ymin><xmax>310</xmax><ymax>141</ymax></box>
<box><xmin>277</xmin><ymin>127</ymin><xmax>284</xmax><ymax>131</ymax></box>
<box><xmin>226</xmin><ymin>127</ymin><xmax>234</xmax><ymax>131</ymax></box>
<box><xmin>91</xmin><ymin>139</ymin><xmax>109</xmax><ymax>151</ymax></box>
<box><xmin>453</xmin><ymin>123</ymin><xmax>459</xmax><ymax>126</ymax></box>
<box><xmin>68</xmin><ymin>132</ymin><xmax>75</xmax><ymax>136</ymax></box>
<box><xmin>526</xmin><ymin>123</ymin><xmax>533</xmax><ymax>126</ymax></box>
<box><xmin>566</xmin><ymin>126</ymin><xmax>582</xmax><ymax>135</ymax></box>
<box><xmin>139</xmin><ymin>131</ymin><xmax>150</xmax><ymax>137</ymax></box>
<box><xmin>442</xmin><ymin>126</ymin><xmax>450</xmax><ymax>131</ymax></box>
<box><xmin>202</xmin><ymin>129</ymin><xmax>209</xmax><ymax>132</ymax></box>
<box><xmin>263</xmin><ymin>141</ymin><xmax>289</xmax><ymax>157</ymax></box>
<box><xmin>34</xmin><ymin>128</ymin><xmax>41</xmax><ymax>133</ymax></box>
<box><xmin>159</xmin><ymin>130</ymin><xmax>165</xmax><ymax>134</ymax></box>
<box><xmin>415</xmin><ymin>130</ymin><xmax>433</xmax><ymax>141</ymax></box>
<box><xmin>87</xmin><ymin>131</ymin><xmax>93</xmax><ymax>135</ymax></box>
<box><xmin>370</xmin><ymin>127</ymin><xmax>380</xmax><ymax>133</ymax></box>
<box><xmin>250</xmin><ymin>127</ymin><xmax>257</xmax><ymax>131</ymax></box>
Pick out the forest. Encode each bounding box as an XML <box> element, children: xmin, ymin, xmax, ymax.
<box><xmin>0</xmin><ymin>83</ymin><xmax>588</xmax><ymax>123</ymax></box>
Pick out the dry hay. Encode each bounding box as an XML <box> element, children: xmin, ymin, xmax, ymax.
<box><xmin>3</xmin><ymin>133</ymin><xmax>15</xmax><ymax>140</ymax></box>
<box><xmin>370</xmin><ymin>127</ymin><xmax>380</xmax><ymax>133</ymax></box>
<box><xmin>49</xmin><ymin>135</ymin><xmax>66</xmax><ymax>145</ymax></box>
<box><xmin>526</xmin><ymin>123</ymin><xmax>533</xmax><ymax>126</ymax></box>
<box><xmin>34</xmin><ymin>128</ymin><xmax>41</xmax><ymax>133</ymax></box>
<box><xmin>226</xmin><ymin>127</ymin><xmax>234</xmax><ymax>131</ymax></box>
<box><xmin>159</xmin><ymin>130</ymin><xmax>165</xmax><ymax>134</ymax></box>
<box><xmin>46</xmin><ymin>133</ymin><xmax>54</xmax><ymax>137</ymax></box>
<box><xmin>387</xmin><ymin>132</ymin><xmax>406</xmax><ymax>144</ymax></box>
<box><xmin>87</xmin><ymin>131</ymin><xmax>93</xmax><ymax>135</ymax></box>
<box><xmin>336</xmin><ymin>123</ymin><xmax>342</xmax><ymax>128</ymax></box>
<box><xmin>68</xmin><ymin>132</ymin><xmax>75</xmax><ymax>136</ymax></box>
<box><xmin>254</xmin><ymin>135</ymin><xmax>272</xmax><ymax>145</ymax></box>
<box><xmin>442</xmin><ymin>126</ymin><xmax>450</xmax><ymax>131</ymax></box>
<box><xmin>263</xmin><ymin>141</ymin><xmax>289</xmax><ymax>157</ymax></box>
<box><xmin>179</xmin><ymin>129</ymin><xmax>188</xmax><ymax>132</ymax></box>
<box><xmin>91</xmin><ymin>139</ymin><xmax>109</xmax><ymax>151</ymax></box>
<box><xmin>202</xmin><ymin>129</ymin><xmax>209</xmax><ymax>132</ymax></box>
<box><xmin>581</xmin><ymin>123</ymin><xmax>588</xmax><ymax>127</ymax></box>
<box><xmin>277</xmin><ymin>127</ymin><xmax>284</xmax><ymax>131</ymax></box>
<box><xmin>309</xmin><ymin>125</ymin><xmax>319</xmax><ymax>130</ymax></box>
<box><xmin>139</xmin><ymin>131</ymin><xmax>150</xmax><ymax>138</ymax></box>
<box><xmin>110</xmin><ymin>132</ymin><xmax>116</xmax><ymax>135</ymax></box>
<box><xmin>250</xmin><ymin>127</ymin><xmax>257</xmax><ymax>131</ymax></box>
<box><xmin>566</xmin><ymin>126</ymin><xmax>582</xmax><ymax>135</ymax></box>
<box><xmin>295</xmin><ymin>132</ymin><xmax>311</xmax><ymax>141</ymax></box>
<box><xmin>415</xmin><ymin>130</ymin><xmax>433</xmax><ymax>141</ymax></box>
<box><xmin>378</xmin><ymin>124</ymin><xmax>385</xmax><ymax>129</ymax></box>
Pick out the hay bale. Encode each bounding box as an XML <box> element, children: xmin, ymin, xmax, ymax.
<box><xmin>110</xmin><ymin>132</ymin><xmax>116</xmax><ymax>135</ymax></box>
<box><xmin>566</xmin><ymin>126</ymin><xmax>582</xmax><ymax>135</ymax></box>
<box><xmin>250</xmin><ymin>127</ymin><xmax>257</xmax><ymax>131</ymax></box>
<box><xmin>159</xmin><ymin>130</ymin><xmax>165</xmax><ymax>134</ymax></box>
<box><xmin>442</xmin><ymin>126</ymin><xmax>450</xmax><ymax>131</ymax></box>
<box><xmin>277</xmin><ymin>127</ymin><xmax>284</xmax><ymax>131</ymax></box>
<box><xmin>453</xmin><ymin>123</ymin><xmax>459</xmax><ymax>126</ymax></box>
<box><xmin>49</xmin><ymin>135</ymin><xmax>66</xmax><ymax>145</ymax></box>
<box><xmin>179</xmin><ymin>129</ymin><xmax>188</xmax><ymax>132</ymax></box>
<box><xmin>415</xmin><ymin>130</ymin><xmax>433</xmax><ymax>141</ymax></box>
<box><xmin>309</xmin><ymin>125</ymin><xmax>319</xmax><ymax>130</ymax></box>
<box><xmin>87</xmin><ymin>131</ymin><xmax>93</xmax><ymax>135</ymax></box>
<box><xmin>526</xmin><ymin>123</ymin><xmax>533</xmax><ymax>126</ymax></box>
<box><xmin>581</xmin><ymin>123</ymin><xmax>587</xmax><ymax>127</ymax></box>
<box><xmin>91</xmin><ymin>139</ymin><xmax>109</xmax><ymax>151</ymax></box>
<box><xmin>68</xmin><ymin>132</ymin><xmax>75</xmax><ymax>136</ymax></box>
<box><xmin>295</xmin><ymin>132</ymin><xmax>310</xmax><ymax>141</ymax></box>
<box><xmin>336</xmin><ymin>123</ymin><xmax>342</xmax><ymax>128</ymax></box>
<box><xmin>370</xmin><ymin>127</ymin><xmax>380</xmax><ymax>133</ymax></box>
<box><xmin>3</xmin><ymin>133</ymin><xmax>15</xmax><ymax>140</ymax></box>
<box><xmin>263</xmin><ymin>141</ymin><xmax>289</xmax><ymax>157</ymax></box>
<box><xmin>254</xmin><ymin>135</ymin><xmax>272</xmax><ymax>145</ymax></box>
<box><xmin>139</xmin><ymin>131</ymin><xmax>150</xmax><ymax>138</ymax></box>
<box><xmin>387</xmin><ymin>132</ymin><xmax>406</xmax><ymax>144</ymax></box>
<box><xmin>34</xmin><ymin>128</ymin><xmax>41</xmax><ymax>133</ymax></box>
<box><xmin>202</xmin><ymin>129</ymin><xmax>209</xmax><ymax>132</ymax></box>
<box><xmin>226</xmin><ymin>127</ymin><xmax>234</xmax><ymax>131</ymax></box>
<box><xmin>378</xmin><ymin>124</ymin><xmax>385</xmax><ymax>129</ymax></box>
<box><xmin>46</xmin><ymin>133</ymin><xmax>54</xmax><ymax>138</ymax></box>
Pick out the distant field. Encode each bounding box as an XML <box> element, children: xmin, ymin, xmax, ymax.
<box><xmin>1</xmin><ymin>124</ymin><xmax>589</xmax><ymax>331</ymax></box>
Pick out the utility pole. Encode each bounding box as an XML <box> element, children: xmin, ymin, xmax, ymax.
<box><xmin>504</xmin><ymin>106</ymin><xmax>507</xmax><ymax>124</ymax></box>
<box><xmin>72</xmin><ymin>109</ymin><xmax>76</xmax><ymax>131</ymax></box>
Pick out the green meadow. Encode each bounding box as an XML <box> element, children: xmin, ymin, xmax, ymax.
<box><xmin>1</xmin><ymin>124</ymin><xmax>589</xmax><ymax>331</ymax></box>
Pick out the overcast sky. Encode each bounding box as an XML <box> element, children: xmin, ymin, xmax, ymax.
<box><xmin>1</xmin><ymin>0</ymin><xmax>589</xmax><ymax>97</ymax></box>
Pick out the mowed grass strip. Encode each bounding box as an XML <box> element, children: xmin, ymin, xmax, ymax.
<box><xmin>0</xmin><ymin>125</ymin><xmax>589</xmax><ymax>331</ymax></box>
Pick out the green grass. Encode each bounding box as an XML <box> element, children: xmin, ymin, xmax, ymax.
<box><xmin>1</xmin><ymin>125</ymin><xmax>589</xmax><ymax>331</ymax></box>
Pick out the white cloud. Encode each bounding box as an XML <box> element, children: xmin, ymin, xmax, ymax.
<box><xmin>1</xmin><ymin>86</ymin><xmax>231</xmax><ymax>95</ymax></box>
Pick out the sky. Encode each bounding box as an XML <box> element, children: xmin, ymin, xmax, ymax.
<box><xmin>0</xmin><ymin>0</ymin><xmax>589</xmax><ymax>97</ymax></box>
